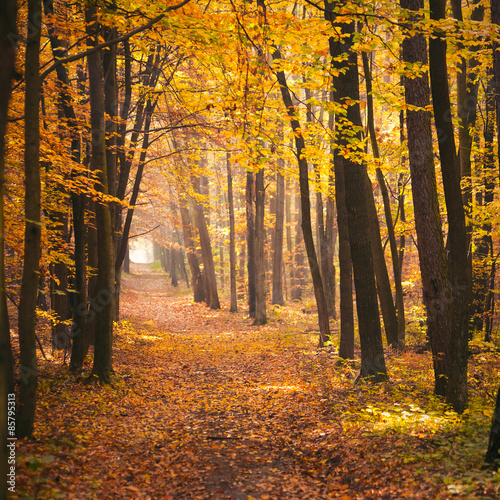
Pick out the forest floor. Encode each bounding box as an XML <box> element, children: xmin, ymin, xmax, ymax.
<box><xmin>11</xmin><ymin>264</ymin><xmax>500</xmax><ymax>499</ymax></box>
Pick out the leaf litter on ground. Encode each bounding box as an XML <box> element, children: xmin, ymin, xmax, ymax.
<box><xmin>11</xmin><ymin>266</ymin><xmax>500</xmax><ymax>499</ymax></box>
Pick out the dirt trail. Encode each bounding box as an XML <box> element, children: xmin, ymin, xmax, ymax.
<box><xmin>116</xmin><ymin>266</ymin><xmax>333</xmax><ymax>499</ymax></box>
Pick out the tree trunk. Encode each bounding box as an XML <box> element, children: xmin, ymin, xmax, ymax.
<box><xmin>246</xmin><ymin>171</ymin><xmax>256</xmax><ymax>316</ymax></box>
<box><xmin>179</xmin><ymin>199</ymin><xmax>205</xmax><ymax>302</ymax></box>
<box><xmin>254</xmin><ymin>168</ymin><xmax>267</xmax><ymax>324</ymax></box>
<box><xmin>69</xmin><ymin>191</ymin><xmax>88</xmax><ymax>373</ymax></box>
<box><xmin>272</xmin><ymin>170</ymin><xmax>285</xmax><ymax>306</ymax></box>
<box><xmin>227</xmin><ymin>153</ymin><xmax>238</xmax><ymax>312</ymax></box>
<box><xmin>473</xmin><ymin>78</ymin><xmax>495</xmax><ymax>331</ymax></box>
<box><xmin>285</xmin><ymin>177</ymin><xmax>292</xmax><ymax>301</ymax></box>
<box><xmin>364</xmin><ymin>172</ymin><xmax>399</xmax><ymax>349</ymax></box>
<box><xmin>193</xmin><ymin>181</ymin><xmax>220</xmax><ymax>310</ymax></box>
<box><xmin>334</xmin><ymin>148</ymin><xmax>355</xmax><ymax>360</ymax></box>
<box><xmin>486</xmin><ymin>386</ymin><xmax>500</xmax><ymax>463</ymax></box>
<box><xmin>103</xmin><ymin>29</ymin><xmax>119</xmax><ymax>320</ymax></box>
<box><xmin>0</xmin><ymin>8</ymin><xmax>17</xmax><ymax>490</ymax></box>
<box><xmin>170</xmin><ymin>247</ymin><xmax>178</xmax><ymax>287</ymax></box>
<box><xmin>325</xmin><ymin>167</ymin><xmax>336</xmax><ymax>320</ymax></box>
<box><xmin>18</xmin><ymin>0</ymin><xmax>42</xmax><ymax>438</ymax></box>
<box><xmin>429</xmin><ymin>0</ymin><xmax>469</xmax><ymax>413</ymax></box>
<box><xmin>273</xmin><ymin>49</ymin><xmax>331</xmax><ymax>347</ymax></box>
<box><xmin>362</xmin><ymin>51</ymin><xmax>405</xmax><ymax>348</ymax></box>
<box><xmin>85</xmin><ymin>3</ymin><xmax>115</xmax><ymax>385</ymax></box>
<box><xmin>325</xmin><ymin>1</ymin><xmax>386</xmax><ymax>377</ymax></box>
<box><xmin>401</xmin><ymin>0</ymin><xmax>455</xmax><ymax>402</ymax></box>
<box><xmin>292</xmin><ymin>186</ymin><xmax>305</xmax><ymax>301</ymax></box>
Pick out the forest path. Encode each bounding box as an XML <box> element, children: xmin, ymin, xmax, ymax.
<box><xmin>116</xmin><ymin>265</ymin><xmax>335</xmax><ymax>499</ymax></box>
<box><xmin>14</xmin><ymin>266</ymin><xmax>493</xmax><ymax>499</ymax></box>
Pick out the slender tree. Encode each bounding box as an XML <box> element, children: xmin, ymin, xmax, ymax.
<box><xmin>18</xmin><ymin>0</ymin><xmax>42</xmax><ymax>438</ymax></box>
<box><xmin>429</xmin><ymin>0</ymin><xmax>469</xmax><ymax>412</ymax></box>
<box><xmin>0</xmin><ymin>2</ymin><xmax>17</xmax><ymax>495</ymax></box>
<box><xmin>325</xmin><ymin>0</ymin><xmax>386</xmax><ymax>378</ymax></box>
<box><xmin>227</xmin><ymin>152</ymin><xmax>238</xmax><ymax>312</ymax></box>
<box><xmin>273</xmin><ymin>48</ymin><xmax>330</xmax><ymax>347</ymax></box>
<box><xmin>272</xmin><ymin>169</ymin><xmax>285</xmax><ymax>306</ymax></box>
<box><xmin>85</xmin><ymin>2</ymin><xmax>115</xmax><ymax>384</ymax></box>
<box><xmin>254</xmin><ymin>167</ymin><xmax>267</xmax><ymax>324</ymax></box>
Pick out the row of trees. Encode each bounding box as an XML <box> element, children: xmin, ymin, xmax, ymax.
<box><xmin>1</xmin><ymin>0</ymin><xmax>500</xmax><ymax>464</ymax></box>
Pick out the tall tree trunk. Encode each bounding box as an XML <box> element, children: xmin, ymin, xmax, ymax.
<box><xmin>246</xmin><ymin>171</ymin><xmax>256</xmax><ymax>316</ymax></box>
<box><xmin>17</xmin><ymin>0</ymin><xmax>42</xmax><ymax>438</ymax></box>
<box><xmin>85</xmin><ymin>3</ymin><xmax>115</xmax><ymax>385</ymax></box>
<box><xmin>364</xmin><ymin>172</ymin><xmax>399</xmax><ymax>349</ymax></box>
<box><xmin>0</xmin><ymin>5</ymin><xmax>17</xmax><ymax>491</ymax></box>
<box><xmin>397</xmin><ymin>173</ymin><xmax>407</xmax><ymax>276</ymax></box>
<box><xmin>273</xmin><ymin>49</ymin><xmax>331</xmax><ymax>347</ymax></box>
<box><xmin>285</xmin><ymin>177</ymin><xmax>292</xmax><ymax>301</ymax></box>
<box><xmin>272</xmin><ymin>169</ymin><xmax>285</xmax><ymax>306</ymax></box>
<box><xmin>179</xmin><ymin>199</ymin><xmax>205</xmax><ymax>302</ymax></box>
<box><xmin>473</xmin><ymin>78</ymin><xmax>495</xmax><ymax>331</ymax></box>
<box><xmin>227</xmin><ymin>153</ymin><xmax>238</xmax><ymax>312</ymax></box>
<box><xmin>103</xmin><ymin>30</ymin><xmax>119</xmax><ymax>320</ymax></box>
<box><xmin>452</xmin><ymin>0</ymin><xmax>484</xmax><ymax>334</ymax></box>
<box><xmin>362</xmin><ymin>51</ymin><xmax>405</xmax><ymax>348</ymax></box>
<box><xmin>170</xmin><ymin>247</ymin><xmax>178</xmax><ymax>287</ymax></box>
<box><xmin>193</xmin><ymin>180</ymin><xmax>220</xmax><ymax>310</ymax></box>
<box><xmin>429</xmin><ymin>0</ymin><xmax>469</xmax><ymax>413</ymax></box>
<box><xmin>401</xmin><ymin>0</ymin><xmax>455</xmax><ymax>403</ymax></box>
<box><xmin>334</xmin><ymin>148</ymin><xmax>355</xmax><ymax>360</ymax></box>
<box><xmin>494</xmin><ymin>0</ymin><xmax>500</xmax><ymax>176</ymax></box>
<box><xmin>69</xmin><ymin>191</ymin><xmax>88</xmax><ymax>373</ymax></box>
<box><xmin>325</xmin><ymin>1</ymin><xmax>386</xmax><ymax>377</ymax></box>
<box><xmin>292</xmin><ymin>186</ymin><xmax>305</xmax><ymax>301</ymax></box>
<box><xmin>50</xmin><ymin>226</ymin><xmax>69</xmax><ymax>350</ymax></box>
<box><xmin>254</xmin><ymin>168</ymin><xmax>267</xmax><ymax>324</ymax></box>
<box><xmin>325</xmin><ymin>171</ymin><xmax>336</xmax><ymax>320</ymax></box>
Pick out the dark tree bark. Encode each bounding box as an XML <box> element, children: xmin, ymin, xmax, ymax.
<box><xmin>272</xmin><ymin>169</ymin><xmax>285</xmax><ymax>306</ymax></box>
<box><xmin>362</xmin><ymin>51</ymin><xmax>405</xmax><ymax>348</ymax></box>
<box><xmin>254</xmin><ymin>168</ymin><xmax>267</xmax><ymax>324</ymax></box>
<box><xmin>69</xmin><ymin>190</ymin><xmax>88</xmax><ymax>373</ymax></box>
<box><xmin>18</xmin><ymin>0</ymin><xmax>42</xmax><ymax>438</ymax></box>
<box><xmin>325</xmin><ymin>1</ymin><xmax>386</xmax><ymax>378</ymax></box>
<box><xmin>50</xmin><ymin>234</ymin><xmax>69</xmax><ymax>351</ymax></box>
<box><xmin>123</xmin><ymin>242</ymin><xmax>130</xmax><ymax>274</ymax></box>
<box><xmin>473</xmin><ymin>78</ymin><xmax>495</xmax><ymax>332</ymax></box>
<box><xmin>285</xmin><ymin>177</ymin><xmax>292</xmax><ymax>301</ymax></box>
<box><xmin>227</xmin><ymin>153</ymin><xmax>238</xmax><ymax>312</ymax></box>
<box><xmin>179</xmin><ymin>199</ymin><xmax>205</xmax><ymax>302</ymax></box>
<box><xmin>486</xmin><ymin>386</ymin><xmax>500</xmax><ymax>463</ymax></box>
<box><xmin>193</xmin><ymin>179</ymin><xmax>220</xmax><ymax>310</ymax></box>
<box><xmin>494</xmin><ymin>0</ymin><xmax>500</xmax><ymax>173</ymax></box>
<box><xmin>364</xmin><ymin>172</ymin><xmax>399</xmax><ymax>349</ymax></box>
<box><xmin>246</xmin><ymin>171</ymin><xmax>256</xmax><ymax>316</ymax></box>
<box><xmin>0</xmin><ymin>4</ymin><xmax>17</xmax><ymax>491</ymax></box>
<box><xmin>429</xmin><ymin>0</ymin><xmax>469</xmax><ymax>413</ymax></box>
<box><xmin>170</xmin><ymin>247</ymin><xmax>178</xmax><ymax>287</ymax></box>
<box><xmin>325</xmin><ymin>175</ymin><xmax>336</xmax><ymax>320</ymax></box>
<box><xmin>334</xmin><ymin>147</ymin><xmax>355</xmax><ymax>360</ymax></box>
<box><xmin>273</xmin><ymin>49</ymin><xmax>331</xmax><ymax>347</ymax></box>
<box><xmin>401</xmin><ymin>0</ymin><xmax>459</xmax><ymax>406</ymax></box>
<box><xmin>307</xmin><ymin>88</ymin><xmax>335</xmax><ymax>319</ymax></box>
<box><xmin>103</xmin><ymin>29</ymin><xmax>120</xmax><ymax>320</ymax></box>
<box><xmin>291</xmin><ymin>187</ymin><xmax>305</xmax><ymax>301</ymax></box>
<box><xmin>397</xmin><ymin>173</ymin><xmax>407</xmax><ymax>277</ymax></box>
<box><xmin>85</xmin><ymin>3</ymin><xmax>115</xmax><ymax>385</ymax></box>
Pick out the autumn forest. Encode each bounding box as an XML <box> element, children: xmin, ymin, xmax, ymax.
<box><xmin>2</xmin><ymin>0</ymin><xmax>500</xmax><ymax>497</ymax></box>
